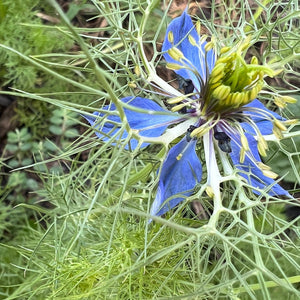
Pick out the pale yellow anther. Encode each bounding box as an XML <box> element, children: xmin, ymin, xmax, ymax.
<box><xmin>275</xmin><ymin>95</ymin><xmax>297</xmax><ymax>105</ymax></box>
<box><xmin>284</xmin><ymin>119</ymin><xmax>299</xmax><ymax>125</ymax></box>
<box><xmin>220</xmin><ymin>46</ymin><xmax>231</xmax><ymax>54</ymax></box>
<box><xmin>168</xmin><ymin>47</ymin><xmax>184</xmax><ymax>61</ymax></box>
<box><xmin>171</xmin><ymin>103</ymin><xmax>187</xmax><ymax>112</ymax></box>
<box><xmin>168</xmin><ymin>31</ymin><xmax>174</xmax><ymax>43</ymax></box>
<box><xmin>273</xmin><ymin>126</ymin><xmax>284</xmax><ymax>139</ymax></box>
<box><xmin>196</xmin><ymin>20</ymin><xmax>201</xmax><ymax>36</ymax></box>
<box><xmin>257</xmin><ymin>162</ymin><xmax>271</xmax><ymax>171</ymax></box>
<box><xmin>249</xmin><ymin>83</ymin><xmax>262</xmax><ymax>101</ymax></box>
<box><xmin>190</xmin><ymin>126</ymin><xmax>209</xmax><ymax>138</ymax></box>
<box><xmin>239</xmin><ymin>148</ymin><xmax>246</xmax><ymax>163</ymax></box>
<box><xmin>167</xmin><ymin>95</ymin><xmax>188</xmax><ymax>104</ymax></box>
<box><xmin>241</xmin><ymin>134</ymin><xmax>249</xmax><ymax>151</ymax></box>
<box><xmin>232</xmin><ymin>92</ymin><xmax>244</xmax><ymax>107</ymax></box>
<box><xmin>210</xmin><ymin>63</ymin><xmax>225</xmax><ymax>78</ymax></box>
<box><xmin>230</xmin><ymin>92</ymin><xmax>242</xmax><ymax>107</ymax></box>
<box><xmin>205</xmin><ymin>186</ymin><xmax>214</xmax><ymax>198</ymax></box>
<box><xmin>188</xmin><ymin>34</ymin><xmax>197</xmax><ymax>46</ymax></box>
<box><xmin>176</xmin><ymin>153</ymin><xmax>183</xmax><ymax>161</ymax></box>
<box><xmin>282</xmin><ymin>95</ymin><xmax>297</xmax><ymax>103</ymax></box>
<box><xmin>204</xmin><ymin>41</ymin><xmax>214</xmax><ymax>52</ymax></box>
<box><xmin>258</xmin><ymin>135</ymin><xmax>268</xmax><ymax>150</ymax></box>
<box><xmin>212</xmin><ymin>85</ymin><xmax>230</xmax><ymax>100</ymax></box>
<box><xmin>257</xmin><ymin>141</ymin><xmax>267</xmax><ymax>157</ymax></box>
<box><xmin>274</xmin><ymin>95</ymin><xmax>297</xmax><ymax>109</ymax></box>
<box><xmin>262</xmin><ymin>169</ymin><xmax>278</xmax><ymax>179</ymax></box>
<box><xmin>166</xmin><ymin>63</ymin><xmax>184</xmax><ymax>70</ymax></box>
<box><xmin>274</xmin><ymin>97</ymin><xmax>286</xmax><ymax>109</ymax></box>
<box><xmin>274</xmin><ymin>119</ymin><xmax>287</xmax><ymax>131</ymax></box>
<box><xmin>200</xmin><ymin>34</ymin><xmax>208</xmax><ymax>43</ymax></box>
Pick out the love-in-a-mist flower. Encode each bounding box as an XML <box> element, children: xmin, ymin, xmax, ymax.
<box><xmin>84</xmin><ymin>10</ymin><xmax>292</xmax><ymax>218</ymax></box>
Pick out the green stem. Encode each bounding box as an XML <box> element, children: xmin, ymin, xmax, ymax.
<box><xmin>233</xmin><ymin>275</ymin><xmax>300</xmax><ymax>294</ymax></box>
<box><xmin>244</xmin><ymin>0</ymin><xmax>273</xmax><ymax>33</ymax></box>
<box><xmin>48</xmin><ymin>0</ymin><xmax>128</xmax><ymax>127</ymax></box>
<box><xmin>106</xmin><ymin>147</ymin><xmax>167</xmax><ymax>204</ymax></box>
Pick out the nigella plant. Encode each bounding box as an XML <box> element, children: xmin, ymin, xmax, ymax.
<box><xmin>84</xmin><ymin>10</ymin><xmax>294</xmax><ymax>220</ymax></box>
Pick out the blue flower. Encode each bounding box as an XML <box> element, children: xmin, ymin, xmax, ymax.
<box><xmin>84</xmin><ymin>10</ymin><xmax>291</xmax><ymax>218</ymax></box>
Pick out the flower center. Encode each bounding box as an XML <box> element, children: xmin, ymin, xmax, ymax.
<box><xmin>204</xmin><ymin>39</ymin><xmax>277</xmax><ymax>113</ymax></box>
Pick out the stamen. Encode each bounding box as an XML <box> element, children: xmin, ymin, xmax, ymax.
<box><xmin>274</xmin><ymin>95</ymin><xmax>297</xmax><ymax>109</ymax></box>
<box><xmin>257</xmin><ymin>162</ymin><xmax>272</xmax><ymax>171</ymax></box>
<box><xmin>262</xmin><ymin>169</ymin><xmax>278</xmax><ymax>179</ymax></box>
<box><xmin>171</xmin><ymin>103</ymin><xmax>189</xmax><ymax>112</ymax></box>
<box><xmin>205</xmin><ymin>185</ymin><xmax>214</xmax><ymax>198</ymax></box>
<box><xmin>257</xmin><ymin>135</ymin><xmax>268</xmax><ymax>157</ymax></box>
<box><xmin>168</xmin><ymin>47</ymin><xmax>184</xmax><ymax>61</ymax></box>
<box><xmin>196</xmin><ymin>20</ymin><xmax>201</xmax><ymax>36</ymax></box>
<box><xmin>284</xmin><ymin>119</ymin><xmax>298</xmax><ymax>125</ymax></box>
<box><xmin>190</xmin><ymin>125</ymin><xmax>210</xmax><ymax>138</ymax></box>
<box><xmin>188</xmin><ymin>34</ymin><xmax>197</xmax><ymax>46</ymax></box>
<box><xmin>167</xmin><ymin>94</ymin><xmax>189</xmax><ymax>104</ymax></box>
<box><xmin>166</xmin><ymin>63</ymin><xmax>185</xmax><ymax>70</ymax></box>
<box><xmin>168</xmin><ymin>31</ymin><xmax>174</xmax><ymax>43</ymax></box>
<box><xmin>274</xmin><ymin>119</ymin><xmax>287</xmax><ymax>131</ymax></box>
<box><xmin>176</xmin><ymin>140</ymin><xmax>194</xmax><ymax>161</ymax></box>
<box><xmin>240</xmin><ymin>133</ymin><xmax>249</xmax><ymax>151</ymax></box>
<box><xmin>239</xmin><ymin>148</ymin><xmax>246</xmax><ymax>163</ymax></box>
<box><xmin>273</xmin><ymin>125</ymin><xmax>284</xmax><ymax>139</ymax></box>
<box><xmin>204</xmin><ymin>41</ymin><xmax>214</xmax><ymax>52</ymax></box>
<box><xmin>186</xmin><ymin>125</ymin><xmax>198</xmax><ymax>142</ymax></box>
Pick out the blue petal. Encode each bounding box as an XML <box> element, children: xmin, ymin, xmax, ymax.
<box><xmin>229</xmin><ymin>132</ymin><xmax>290</xmax><ymax>197</ymax></box>
<box><xmin>162</xmin><ymin>10</ymin><xmax>215</xmax><ymax>90</ymax></box>
<box><xmin>242</xmin><ymin>99</ymin><xmax>285</xmax><ymax>135</ymax></box>
<box><xmin>84</xmin><ymin>97</ymin><xmax>179</xmax><ymax>150</ymax></box>
<box><xmin>150</xmin><ymin>138</ymin><xmax>202</xmax><ymax>217</ymax></box>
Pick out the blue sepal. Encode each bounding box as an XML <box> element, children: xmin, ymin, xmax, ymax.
<box><xmin>162</xmin><ymin>10</ymin><xmax>215</xmax><ymax>91</ymax></box>
<box><xmin>150</xmin><ymin>138</ymin><xmax>202</xmax><ymax>217</ymax></box>
<box><xmin>84</xmin><ymin>97</ymin><xmax>179</xmax><ymax>150</ymax></box>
